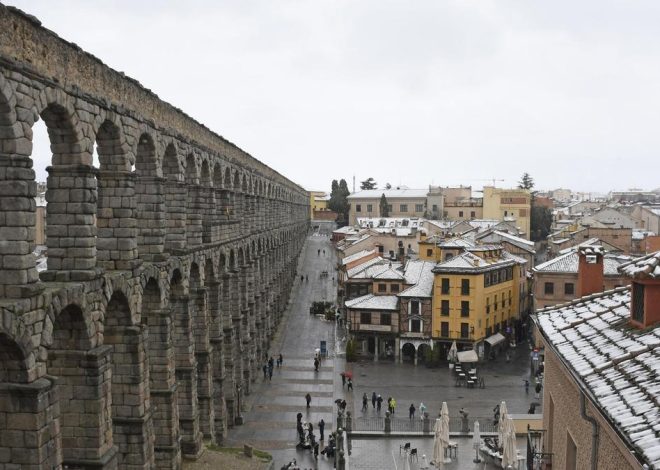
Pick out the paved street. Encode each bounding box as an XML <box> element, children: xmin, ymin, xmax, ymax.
<box><xmin>226</xmin><ymin>221</ymin><xmax>539</xmax><ymax>469</ymax></box>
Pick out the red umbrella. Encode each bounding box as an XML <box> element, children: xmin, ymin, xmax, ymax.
<box><xmin>343</xmin><ymin>371</ymin><xmax>353</xmax><ymax>379</ymax></box>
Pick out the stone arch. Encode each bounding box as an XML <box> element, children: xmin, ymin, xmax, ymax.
<box><xmin>190</xmin><ymin>262</ymin><xmax>201</xmax><ymax>288</ymax></box>
<box><xmin>163</xmin><ymin>143</ymin><xmax>180</xmax><ymax>182</ymax></box>
<box><xmin>47</xmin><ymin>304</ymin><xmax>109</xmax><ymax>466</ymax></box>
<box><xmin>417</xmin><ymin>343</ymin><xmax>432</xmax><ymax>364</ymax></box>
<box><xmin>135</xmin><ymin>132</ymin><xmax>166</xmax><ymax>260</ymax></box>
<box><xmin>224</xmin><ymin>166</ymin><xmax>232</xmax><ymax>188</ymax></box>
<box><xmin>94</xmin><ymin>117</ymin><xmax>129</xmax><ymax>171</ymax></box>
<box><xmin>135</xmin><ymin>132</ymin><xmax>157</xmax><ymax>176</ymax></box>
<box><xmin>105</xmin><ymin>290</ymin><xmax>155</xmax><ymax>467</ymax></box>
<box><xmin>185</xmin><ymin>153</ymin><xmax>197</xmax><ymax>184</ymax></box>
<box><xmin>0</xmin><ymin>72</ymin><xmax>18</xmax><ymax>148</ymax></box>
<box><xmin>199</xmin><ymin>160</ymin><xmax>214</xmax><ymax>243</ymax></box>
<box><xmin>213</xmin><ymin>162</ymin><xmax>223</xmax><ymax>188</ymax></box>
<box><xmin>0</xmin><ymin>332</ymin><xmax>28</xmax><ymax>383</ymax></box>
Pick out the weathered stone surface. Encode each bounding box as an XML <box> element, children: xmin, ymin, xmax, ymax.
<box><xmin>0</xmin><ymin>4</ymin><xmax>310</xmax><ymax>470</ymax></box>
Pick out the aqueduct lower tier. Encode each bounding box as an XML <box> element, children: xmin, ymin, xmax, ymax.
<box><xmin>0</xmin><ymin>5</ymin><xmax>309</xmax><ymax>469</ymax></box>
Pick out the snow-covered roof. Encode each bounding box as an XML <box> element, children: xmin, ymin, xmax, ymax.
<box><xmin>476</xmin><ymin>230</ymin><xmax>535</xmax><ymax>253</ymax></box>
<box><xmin>346</xmin><ymin>257</ymin><xmax>386</xmax><ymax>278</ymax></box>
<box><xmin>399</xmin><ymin>260</ymin><xmax>435</xmax><ymax>298</ymax></box>
<box><xmin>342</xmin><ymin>249</ymin><xmax>376</xmax><ymax>266</ymax></box>
<box><xmin>333</xmin><ymin>225</ymin><xmax>359</xmax><ymax>235</ymax></box>
<box><xmin>618</xmin><ymin>251</ymin><xmax>660</xmax><ymax>279</ymax></box>
<box><xmin>438</xmin><ymin>237</ymin><xmax>475</xmax><ymax>249</ymax></box>
<box><xmin>345</xmin><ymin>294</ymin><xmax>399</xmax><ymax>311</ymax></box>
<box><xmin>534</xmin><ymin>251</ymin><xmax>632</xmax><ymax>276</ymax></box>
<box><xmin>433</xmin><ymin>251</ymin><xmax>518</xmax><ymax>274</ymax></box>
<box><xmin>536</xmin><ymin>288</ymin><xmax>660</xmax><ymax>469</ymax></box>
<box><xmin>348</xmin><ymin>188</ymin><xmax>429</xmax><ymax>199</ymax></box>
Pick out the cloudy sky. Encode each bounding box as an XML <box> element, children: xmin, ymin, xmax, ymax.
<box><xmin>8</xmin><ymin>0</ymin><xmax>660</xmax><ymax>194</ymax></box>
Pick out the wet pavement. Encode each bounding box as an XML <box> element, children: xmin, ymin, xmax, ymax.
<box><xmin>226</xmin><ymin>221</ymin><xmax>539</xmax><ymax>469</ymax></box>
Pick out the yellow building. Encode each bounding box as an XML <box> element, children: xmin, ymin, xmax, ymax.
<box><xmin>431</xmin><ymin>245</ymin><xmax>527</xmax><ymax>358</ymax></box>
<box><xmin>482</xmin><ymin>186</ymin><xmax>531</xmax><ymax>238</ymax></box>
<box><xmin>309</xmin><ymin>190</ymin><xmax>330</xmax><ymax>219</ymax></box>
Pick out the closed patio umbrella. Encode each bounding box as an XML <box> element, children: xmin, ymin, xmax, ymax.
<box><xmin>473</xmin><ymin>420</ymin><xmax>481</xmax><ymax>463</ymax></box>
<box><xmin>432</xmin><ymin>418</ymin><xmax>443</xmax><ymax>467</ymax></box>
<box><xmin>440</xmin><ymin>402</ymin><xmax>451</xmax><ymax>463</ymax></box>
<box><xmin>447</xmin><ymin>341</ymin><xmax>458</xmax><ymax>363</ymax></box>
<box><xmin>497</xmin><ymin>401</ymin><xmax>508</xmax><ymax>444</ymax></box>
<box><xmin>501</xmin><ymin>415</ymin><xmax>517</xmax><ymax>469</ymax></box>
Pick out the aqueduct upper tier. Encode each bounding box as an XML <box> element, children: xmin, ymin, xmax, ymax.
<box><xmin>0</xmin><ymin>4</ymin><xmax>309</xmax><ymax>469</ymax></box>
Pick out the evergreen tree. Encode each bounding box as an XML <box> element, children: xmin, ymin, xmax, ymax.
<box><xmin>518</xmin><ymin>172</ymin><xmax>534</xmax><ymax>190</ymax></box>
<box><xmin>385</xmin><ymin>183</ymin><xmax>392</xmax><ymax>189</ymax></box>
<box><xmin>531</xmin><ymin>206</ymin><xmax>553</xmax><ymax>242</ymax></box>
<box><xmin>360</xmin><ymin>177</ymin><xmax>377</xmax><ymax>190</ymax></box>
<box><xmin>379</xmin><ymin>193</ymin><xmax>390</xmax><ymax>217</ymax></box>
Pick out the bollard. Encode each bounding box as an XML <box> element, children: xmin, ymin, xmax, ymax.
<box><xmin>384</xmin><ymin>411</ymin><xmax>391</xmax><ymax>433</ymax></box>
<box><xmin>243</xmin><ymin>444</ymin><xmax>253</xmax><ymax>458</ymax></box>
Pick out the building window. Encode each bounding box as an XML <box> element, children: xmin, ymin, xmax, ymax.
<box><xmin>460</xmin><ymin>322</ymin><xmax>470</xmax><ymax>339</ymax></box>
<box><xmin>410</xmin><ymin>317</ymin><xmax>422</xmax><ymax>333</ymax></box>
<box><xmin>415</xmin><ymin>204</ymin><xmax>424</xmax><ymax>212</ymax></box>
<box><xmin>461</xmin><ymin>279</ymin><xmax>470</xmax><ymax>295</ymax></box>
<box><xmin>470</xmin><ymin>211</ymin><xmax>476</xmax><ymax>218</ymax></box>
<box><xmin>378</xmin><ymin>283</ymin><xmax>387</xmax><ymax>293</ymax></box>
<box><xmin>400</xmin><ymin>204</ymin><xmax>408</xmax><ymax>212</ymax></box>
<box><xmin>441</xmin><ymin>278</ymin><xmax>450</xmax><ymax>295</ymax></box>
<box><xmin>461</xmin><ymin>301</ymin><xmax>470</xmax><ymax>317</ymax></box>
<box><xmin>564</xmin><ymin>283</ymin><xmax>574</xmax><ymax>295</ymax></box>
<box><xmin>380</xmin><ymin>313</ymin><xmax>391</xmax><ymax>326</ymax></box>
<box><xmin>484</xmin><ymin>273</ymin><xmax>491</xmax><ymax>287</ymax></box>
<box><xmin>360</xmin><ymin>312</ymin><xmax>371</xmax><ymax>324</ymax></box>
<box><xmin>440</xmin><ymin>321</ymin><xmax>449</xmax><ymax>337</ymax></box>
<box><xmin>544</xmin><ymin>282</ymin><xmax>554</xmax><ymax>295</ymax></box>
<box><xmin>432</xmin><ymin>204</ymin><xmax>438</xmax><ymax>212</ymax></box>
<box><xmin>378</xmin><ymin>245</ymin><xmax>384</xmax><ymax>253</ymax></box>
<box><xmin>367</xmin><ymin>204</ymin><xmax>372</xmax><ymax>212</ymax></box>
<box><xmin>459</xmin><ymin>211</ymin><xmax>464</xmax><ymax>217</ymax></box>
<box><xmin>441</xmin><ymin>300</ymin><xmax>450</xmax><ymax>316</ymax></box>
<box><xmin>486</xmin><ymin>299</ymin><xmax>490</xmax><ymax>314</ymax></box>
<box><xmin>494</xmin><ymin>295</ymin><xmax>498</xmax><ymax>311</ymax></box>
<box><xmin>356</xmin><ymin>204</ymin><xmax>362</xmax><ymax>212</ymax></box>
<box><xmin>566</xmin><ymin>432</ymin><xmax>577</xmax><ymax>470</ymax></box>
<box><xmin>410</xmin><ymin>300</ymin><xmax>420</xmax><ymax>315</ymax></box>
<box><xmin>632</xmin><ymin>283</ymin><xmax>645</xmax><ymax>323</ymax></box>
<box><xmin>391</xmin><ymin>284</ymin><xmax>399</xmax><ymax>293</ymax></box>
<box><xmin>426</xmin><ymin>248</ymin><xmax>433</xmax><ymax>257</ymax></box>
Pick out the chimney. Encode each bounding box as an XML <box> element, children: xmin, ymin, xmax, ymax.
<box><xmin>577</xmin><ymin>246</ymin><xmax>604</xmax><ymax>297</ymax></box>
<box><xmin>621</xmin><ymin>251</ymin><xmax>660</xmax><ymax>328</ymax></box>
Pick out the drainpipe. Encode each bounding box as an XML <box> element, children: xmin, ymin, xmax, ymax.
<box><xmin>580</xmin><ymin>391</ymin><xmax>599</xmax><ymax>470</ymax></box>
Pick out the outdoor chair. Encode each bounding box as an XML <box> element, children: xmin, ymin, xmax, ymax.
<box><xmin>467</xmin><ymin>379</ymin><xmax>475</xmax><ymax>388</ymax></box>
<box><xmin>410</xmin><ymin>448</ymin><xmax>418</xmax><ymax>461</ymax></box>
<box><xmin>400</xmin><ymin>442</ymin><xmax>411</xmax><ymax>455</ymax></box>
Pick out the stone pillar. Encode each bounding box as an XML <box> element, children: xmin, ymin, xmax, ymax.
<box><xmin>206</xmin><ymin>279</ymin><xmax>227</xmax><ymax>442</ymax></box>
<box><xmin>135</xmin><ymin>176</ymin><xmax>167</xmax><ymax>262</ymax></box>
<box><xmin>0</xmin><ymin>377</ymin><xmax>62</xmax><ymax>469</ymax></box>
<box><xmin>171</xmin><ymin>293</ymin><xmax>202</xmax><ymax>458</ymax></box>
<box><xmin>164</xmin><ymin>181</ymin><xmax>186</xmax><ymax>253</ymax></box>
<box><xmin>201</xmin><ymin>185</ymin><xmax>215</xmax><ymax>244</ymax></box>
<box><xmin>374</xmin><ymin>335</ymin><xmax>379</xmax><ymax>363</ymax></box>
<box><xmin>221</xmin><ymin>273</ymin><xmax>238</xmax><ymax>426</ymax></box>
<box><xmin>48</xmin><ymin>345</ymin><xmax>118</xmax><ymax>469</ymax></box>
<box><xmin>96</xmin><ymin>170</ymin><xmax>138</xmax><ymax>270</ymax></box>
<box><xmin>105</xmin><ymin>325</ymin><xmax>155</xmax><ymax>469</ymax></box>
<box><xmin>0</xmin><ymin>154</ymin><xmax>41</xmax><ymax>298</ymax></box>
<box><xmin>41</xmin><ymin>164</ymin><xmax>99</xmax><ymax>282</ymax></box>
<box><xmin>144</xmin><ymin>309</ymin><xmax>181</xmax><ymax>470</ymax></box>
<box><xmin>191</xmin><ymin>286</ymin><xmax>214</xmax><ymax>441</ymax></box>
<box><xmin>229</xmin><ymin>270</ymin><xmax>245</xmax><ymax>423</ymax></box>
<box><xmin>186</xmin><ymin>184</ymin><xmax>202</xmax><ymax>248</ymax></box>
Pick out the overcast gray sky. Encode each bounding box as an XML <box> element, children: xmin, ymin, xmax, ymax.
<box><xmin>9</xmin><ymin>0</ymin><xmax>660</xmax><ymax>194</ymax></box>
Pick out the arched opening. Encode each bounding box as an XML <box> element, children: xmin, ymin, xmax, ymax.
<box><xmin>141</xmin><ymin>278</ymin><xmax>181</xmax><ymax>467</ymax></box>
<box><xmin>32</xmin><ymin>103</ymin><xmax>96</xmax><ymax>280</ymax></box>
<box><xmin>105</xmin><ymin>291</ymin><xmax>154</xmax><ymax>467</ymax></box>
<box><xmin>170</xmin><ymin>269</ymin><xmax>202</xmax><ymax>455</ymax></box>
<box><xmin>417</xmin><ymin>343</ymin><xmax>431</xmax><ymax>365</ymax></box>
<box><xmin>95</xmin><ymin>120</ymin><xmax>136</xmax><ymax>270</ymax></box>
<box><xmin>47</xmin><ymin>305</ymin><xmax>111</xmax><ymax>466</ymax></box>
<box><xmin>163</xmin><ymin>144</ymin><xmax>185</xmax><ymax>252</ymax></box>
<box><xmin>135</xmin><ymin>133</ymin><xmax>165</xmax><ymax>260</ymax></box>
<box><xmin>401</xmin><ymin>343</ymin><xmax>416</xmax><ymax>363</ymax></box>
<box><xmin>0</xmin><ymin>332</ymin><xmax>27</xmax><ymax>383</ymax></box>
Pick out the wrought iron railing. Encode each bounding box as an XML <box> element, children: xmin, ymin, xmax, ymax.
<box><xmin>352</xmin><ymin>416</ymin><xmax>497</xmax><ymax>433</ymax></box>
<box><xmin>526</xmin><ymin>427</ymin><xmax>552</xmax><ymax>470</ymax></box>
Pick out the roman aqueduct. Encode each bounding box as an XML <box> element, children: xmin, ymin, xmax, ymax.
<box><xmin>0</xmin><ymin>5</ymin><xmax>309</xmax><ymax>469</ymax></box>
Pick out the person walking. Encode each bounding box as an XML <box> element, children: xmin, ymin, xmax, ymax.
<box><xmin>262</xmin><ymin>364</ymin><xmax>267</xmax><ymax>379</ymax></box>
<box><xmin>535</xmin><ymin>381</ymin><xmax>542</xmax><ymax>399</ymax></box>
<box><xmin>268</xmin><ymin>356</ymin><xmax>274</xmax><ymax>370</ymax></box>
<box><xmin>314</xmin><ymin>357</ymin><xmax>319</xmax><ymax>372</ymax></box>
<box><xmin>268</xmin><ymin>364</ymin><xmax>273</xmax><ymax>381</ymax></box>
<box><xmin>387</xmin><ymin>397</ymin><xmax>392</xmax><ymax>414</ymax></box>
<box><xmin>347</xmin><ymin>378</ymin><xmax>353</xmax><ymax>391</ymax></box>
<box><xmin>305</xmin><ymin>393</ymin><xmax>312</xmax><ymax>409</ymax></box>
<box><xmin>305</xmin><ymin>275</ymin><xmax>308</xmax><ymax>282</ymax></box>
<box><xmin>361</xmin><ymin>393</ymin><xmax>368</xmax><ymax>412</ymax></box>
<box><xmin>419</xmin><ymin>402</ymin><xmax>427</xmax><ymax>418</ymax></box>
<box><xmin>340</xmin><ymin>372</ymin><xmax>346</xmax><ymax>388</ymax></box>
<box><xmin>300</xmin><ymin>275</ymin><xmax>304</xmax><ymax>283</ymax></box>
<box><xmin>376</xmin><ymin>394</ymin><xmax>383</xmax><ymax>413</ymax></box>
<box><xmin>318</xmin><ymin>418</ymin><xmax>325</xmax><ymax>441</ymax></box>
<box><xmin>317</xmin><ymin>249</ymin><xmax>320</xmax><ymax>256</ymax></box>
<box><xmin>278</xmin><ymin>353</ymin><xmax>283</xmax><ymax>367</ymax></box>
<box><xmin>391</xmin><ymin>398</ymin><xmax>397</xmax><ymax>415</ymax></box>
<box><xmin>371</xmin><ymin>391</ymin><xmax>377</xmax><ymax>409</ymax></box>
<box><xmin>409</xmin><ymin>403</ymin><xmax>416</xmax><ymax>420</ymax></box>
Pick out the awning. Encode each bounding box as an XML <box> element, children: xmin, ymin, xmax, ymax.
<box><xmin>485</xmin><ymin>332</ymin><xmax>506</xmax><ymax>346</ymax></box>
<box><xmin>457</xmin><ymin>350</ymin><xmax>478</xmax><ymax>363</ymax></box>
